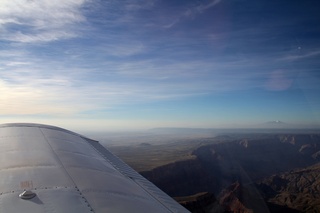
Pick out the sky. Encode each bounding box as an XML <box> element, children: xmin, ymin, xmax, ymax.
<box><xmin>0</xmin><ymin>0</ymin><xmax>320</xmax><ymax>131</ymax></box>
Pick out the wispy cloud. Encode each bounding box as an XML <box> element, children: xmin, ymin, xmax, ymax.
<box><xmin>8</xmin><ymin>31</ymin><xmax>78</xmax><ymax>43</ymax></box>
<box><xmin>280</xmin><ymin>50</ymin><xmax>320</xmax><ymax>61</ymax></box>
<box><xmin>124</xmin><ymin>0</ymin><xmax>158</xmax><ymax>11</ymax></box>
<box><xmin>163</xmin><ymin>0</ymin><xmax>224</xmax><ymax>28</ymax></box>
<box><xmin>196</xmin><ymin>0</ymin><xmax>222</xmax><ymax>12</ymax></box>
<box><xmin>0</xmin><ymin>45</ymin><xmax>267</xmax><ymax>116</ymax></box>
<box><xmin>91</xmin><ymin>0</ymin><xmax>223</xmax><ymax>30</ymax></box>
<box><xmin>0</xmin><ymin>0</ymin><xmax>88</xmax><ymax>43</ymax></box>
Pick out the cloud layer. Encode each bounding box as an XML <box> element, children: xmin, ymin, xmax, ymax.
<box><xmin>0</xmin><ymin>0</ymin><xmax>319</xmax><ymax>128</ymax></box>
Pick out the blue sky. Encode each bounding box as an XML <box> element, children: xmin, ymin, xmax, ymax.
<box><xmin>0</xmin><ymin>0</ymin><xmax>320</xmax><ymax>131</ymax></box>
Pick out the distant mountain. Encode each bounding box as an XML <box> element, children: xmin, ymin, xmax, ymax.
<box><xmin>148</xmin><ymin>127</ymin><xmax>308</xmax><ymax>135</ymax></box>
<box><xmin>259</xmin><ymin>120</ymin><xmax>290</xmax><ymax>128</ymax></box>
<box><xmin>148</xmin><ymin>127</ymin><xmax>215</xmax><ymax>135</ymax></box>
<box><xmin>266</xmin><ymin>120</ymin><xmax>286</xmax><ymax>125</ymax></box>
<box><xmin>258</xmin><ymin>121</ymin><xmax>320</xmax><ymax>130</ymax></box>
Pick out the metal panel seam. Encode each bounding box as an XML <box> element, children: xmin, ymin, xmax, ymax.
<box><xmin>84</xmin><ymin>139</ymin><xmax>178</xmax><ymax>213</ymax></box>
<box><xmin>0</xmin><ymin>186</ymin><xmax>78</xmax><ymax>196</ymax></box>
<box><xmin>38</xmin><ymin>128</ymin><xmax>94</xmax><ymax>213</ymax></box>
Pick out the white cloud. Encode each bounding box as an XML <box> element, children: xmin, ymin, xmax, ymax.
<box><xmin>9</xmin><ymin>31</ymin><xmax>77</xmax><ymax>43</ymax></box>
<box><xmin>161</xmin><ymin>0</ymin><xmax>224</xmax><ymax>29</ymax></box>
<box><xmin>0</xmin><ymin>0</ymin><xmax>88</xmax><ymax>43</ymax></box>
<box><xmin>5</xmin><ymin>61</ymin><xmax>30</xmax><ymax>67</ymax></box>
<box><xmin>196</xmin><ymin>0</ymin><xmax>222</xmax><ymax>12</ymax></box>
<box><xmin>280</xmin><ymin>50</ymin><xmax>320</xmax><ymax>61</ymax></box>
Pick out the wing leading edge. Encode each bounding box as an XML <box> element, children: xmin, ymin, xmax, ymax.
<box><xmin>0</xmin><ymin>123</ymin><xmax>190</xmax><ymax>213</ymax></box>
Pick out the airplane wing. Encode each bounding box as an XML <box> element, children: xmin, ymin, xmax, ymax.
<box><xmin>0</xmin><ymin>123</ymin><xmax>190</xmax><ymax>213</ymax></box>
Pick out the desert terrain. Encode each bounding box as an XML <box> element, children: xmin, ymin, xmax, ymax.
<box><xmin>102</xmin><ymin>128</ymin><xmax>320</xmax><ymax>212</ymax></box>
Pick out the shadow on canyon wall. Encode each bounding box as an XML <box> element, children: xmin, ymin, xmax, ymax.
<box><xmin>140</xmin><ymin>134</ymin><xmax>320</xmax><ymax>212</ymax></box>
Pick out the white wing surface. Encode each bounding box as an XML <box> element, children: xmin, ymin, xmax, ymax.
<box><xmin>0</xmin><ymin>123</ymin><xmax>190</xmax><ymax>213</ymax></box>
